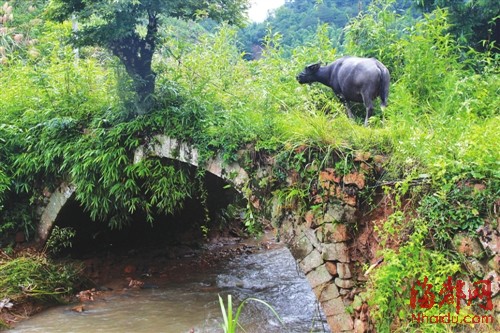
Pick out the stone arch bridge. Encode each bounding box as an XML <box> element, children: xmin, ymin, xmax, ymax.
<box><xmin>37</xmin><ymin>135</ymin><xmax>380</xmax><ymax>333</ymax></box>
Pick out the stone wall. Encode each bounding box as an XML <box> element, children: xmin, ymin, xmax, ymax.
<box><xmin>274</xmin><ymin>204</ymin><xmax>368</xmax><ymax>332</ymax></box>
<box><xmin>269</xmin><ymin>166</ymin><xmax>377</xmax><ymax>333</ymax></box>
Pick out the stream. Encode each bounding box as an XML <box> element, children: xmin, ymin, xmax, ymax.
<box><xmin>9</xmin><ymin>246</ymin><xmax>328</xmax><ymax>333</ymax></box>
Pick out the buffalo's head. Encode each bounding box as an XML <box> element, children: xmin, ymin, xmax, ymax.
<box><xmin>296</xmin><ymin>62</ymin><xmax>321</xmax><ymax>84</ymax></box>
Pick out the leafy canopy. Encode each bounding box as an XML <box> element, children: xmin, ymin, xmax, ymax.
<box><xmin>45</xmin><ymin>0</ymin><xmax>250</xmax><ymax>113</ymax></box>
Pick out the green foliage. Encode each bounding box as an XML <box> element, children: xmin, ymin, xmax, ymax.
<box><xmin>418</xmin><ymin>178</ymin><xmax>499</xmax><ymax>249</ymax></box>
<box><xmin>0</xmin><ymin>252</ymin><xmax>81</xmax><ymax>304</ymax></box>
<box><xmin>0</xmin><ymin>17</ymin><xmax>200</xmax><ymax>232</ymax></box>
<box><xmin>45</xmin><ymin>0</ymin><xmax>250</xmax><ymax>112</ymax></box>
<box><xmin>369</xmin><ymin>219</ymin><xmax>462</xmax><ymax>332</ymax></box>
<box><xmin>218</xmin><ymin>294</ymin><xmax>283</xmax><ymax>333</ymax></box>
<box><xmin>339</xmin><ymin>5</ymin><xmax>498</xmax><ymax>331</ymax></box>
<box><xmin>45</xmin><ymin>226</ymin><xmax>75</xmax><ymax>254</ymax></box>
<box><xmin>414</xmin><ymin>0</ymin><xmax>500</xmax><ymax>51</ymax></box>
<box><xmin>0</xmin><ymin>0</ymin><xmax>47</xmax><ymax>65</ymax></box>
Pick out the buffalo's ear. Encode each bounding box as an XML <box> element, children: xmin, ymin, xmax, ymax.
<box><xmin>306</xmin><ymin>62</ymin><xmax>321</xmax><ymax>72</ymax></box>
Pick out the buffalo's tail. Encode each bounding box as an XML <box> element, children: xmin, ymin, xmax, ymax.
<box><xmin>377</xmin><ymin>61</ymin><xmax>390</xmax><ymax>107</ymax></box>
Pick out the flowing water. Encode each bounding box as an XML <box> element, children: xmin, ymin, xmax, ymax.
<box><xmin>9</xmin><ymin>247</ymin><xmax>328</xmax><ymax>333</ymax></box>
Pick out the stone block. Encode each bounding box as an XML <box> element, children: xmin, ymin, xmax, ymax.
<box><xmin>484</xmin><ymin>270</ymin><xmax>499</xmax><ymax>297</ymax></box>
<box><xmin>303</xmin><ymin>227</ymin><xmax>323</xmax><ymax>251</ymax></box>
<box><xmin>323</xmin><ymin>223</ymin><xmax>350</xmax><ymax>243</ymax></box>
<box><xmin>319</xmin><ymin>168</ymin><xmax>341</xmax><ymax>184</ymax></box>
<box><xmin>353</xmin><ymin>318</ymin><xmax>368</xmax><ymax>333</ymax></box>
<box><xmin>466</xmin><ymin>257</ymin><xmax>485</xmax><ymax>277</ymax></box>
<box><xmin>343</xmin><ymin>172</ymin><xmax>366</xmax><ymax>189</ymax></box>
<box><xmin>289</xmin><ymin>235</ymin><xmax>313</xmax><ymax>260</ymax></box>
<box><xmin>339</xmin><ymin>288</ymin><xmax>350</xmax><ymax>296</ymax></box>
<box><xmin>322</xmin><ymin>296</ymin><xmax>346</xmax><ymax>316</ymax></box>
<box><xmin>38</xmin><ymin>183</ymin><xmax>76</xmax><ymax>242</ymax></box>
<box><xmin>343</xmin><ymin>194</ymin><xmax>357</xmax><ymax>207</ymax></box>
<box><xmin>318</xmin><ymin>283</ymin><xmax>340</xmax><ymax>302</ymax></box>
<box><xmin>316</xmin><ymin>226</ymin><xmax>325</xmax><ymax>242</ymax></box>
<box><xmin>352</xmin><ymin>295</ymin><xmax>363</xmax><ymax>311</ymax></box>
<box><xmin>306</xmin><ymin>264</ymin><xmax>332</xmax><ymax>289</ymax></box>
<box><xmin>337</xmin><ymin>263</ymin><xmax>352</xmax><ymax>279</ymax></box>
<box><xmin>279</xmin><ymin>213</ymin><xmax>297</xmax><ymax>238</ymax></box>
<box><xmin>453</xmin><ymin>233</ymin><xmax>484</xmax><ymax>259</ymax></box>
<box><xmin>299</xmin><ymin>249</ymin><xmax>323</xmax><ymax>274</ymax></box>
<box><xmin>304</xmin><ymin>210</ymin><xmax>315</xmax><ymax>228</ymax></box>
<box><xmin>343</xmin><ymin>205</ymin><xmax>357</xmax><ymax>224</ymax></box>
<box><xmin>322</xmin><ymin>243</ymin><xmax>350</xmax><ymax>262</ymax></box>
<box><xmin>327</xmin><ymin>313</ymin><xmax>354</xmax><ymax>332</ymax></box>
<box><xmin>488</xmin><ymin>257</ymin><xmax>499</xmax><ymax>272</ymax></box>
<box><xmin>354</xmin><ymin>151</ymin><xmax>371</xmax><ymax>162</ymax></box>
<box><xmin>323</xmin><ymin>204</ymin><xmax>344</xmax><ymax>223</ymax></box>
<box><xmin>325</xmin><ymin>261</ymin><xmax>338</xmax><ymax>276</ymax></box>
<box><xmin>477</xmin><ymin>225</ymin><xmax>499</xmax><ymax>256</ymax></box>
<box><xmin>335</xmin><ymin>277</ymin><xmax>355</xmax><ymax>289</ymax></box>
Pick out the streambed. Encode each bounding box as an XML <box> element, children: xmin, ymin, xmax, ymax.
<box><xmin>9</xmin><ymin>246</ymin><xmax>328</xmax><ymax>333</ymax></box>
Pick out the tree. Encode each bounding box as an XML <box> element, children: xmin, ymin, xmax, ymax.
<box><xmin>45</xmin><ymin>0</ymin><xmax>249</xmax><ymax>114</ymax></box>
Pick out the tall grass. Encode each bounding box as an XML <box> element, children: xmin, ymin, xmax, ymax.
<box><xmin>0</xmin><ymin>251</ymin><xmax>81</xmax><ymax>306</ymax></box>
<box><xmin>218</xmin><ymin>294</ymin><xmax>283</xmax><ymax>333</ymax></box>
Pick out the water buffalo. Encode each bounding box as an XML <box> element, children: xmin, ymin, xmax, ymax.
<box><xmin>296</xmin><ymin>56</ymin><xmax>390</xmax><ymax>126</ymax></box>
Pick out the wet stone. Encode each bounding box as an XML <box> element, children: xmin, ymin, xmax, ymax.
<box><xmin>337</xmin><ymin>263</ymin><xmax>352</xmax><ymax>279</ymax></box>
<box><xmin>453</xmin><ymin>233</ymin><xmax>484</xmax><ymax>259</ymax></box>
<box><xmin>353</xmin><ymin>318</ymin><xmax>367</xmax><ymax>333</ymax></box>
<box><xmin>299</xmin><ymin>249</ymin><xmax>323</xmax><ymax>274</ymax></box>
<box><xmin>318</xmin><ymin>283</ymin><xmax>340</xmax><ymax>302</ymax></box>
<box><xmin>303</xmin><ymin>227</ymin><xmax>323</xmax><ymax>251</ymax></box>
<box><xmin>339</xmin><ymin>288</ymin><xmax>351</xmax><ymax>296</ymax></box>
<box><xmin>304</xmin><ymin>210</ymin><xmax>315</xmax><ymax>228</ymax></box>
<box><xmin>322</xmin><ymin>296</ymin><xmax>346</xmax><ymax>316</ymax></box>
<box><xmin>343</xmin><ymin>172</ymin><xmax>366</xmax><ymax>189</ymax></box>
<box><xmin>322</xmin><ymin>243</ymin><xmax>350</xmax><ymax>263</ymax></box>
<box><xmin>477</xmin><ymin>225</ymin><xmax>499</xmax><ymax>256</ymax></box>
<box><xmin>484</xmin><ymin>271</ymin><xmax>499</xmax><ymax>297</ymax></box>
<box><xmin>335</xmin><ymin>277</ymin><xmax>355</xmax><ymax>289</ymax></box>
<box><xmin>325</xmin><ymin>261</ymin><xmax>338</xmax><ymax>276</ymax></box>
<box><xmin>290</xmin><ymin>235</ymin><xmax>313</xmax><ymax>260</ymax></box>
<box><xmin>342</xmin><ymin>297</ymin><xmax>353</xmax><ymax>307</ymax></box>
<box><xmin>327</xmin><ymin>313</ymin><xmax>354</xmax><ymax>332</ymax></box>
<box><xmin>488</xmin><ymin>257</ymin><xmax>499</xmax><ymax>272</ymax></box>
<box><xmin>343</xmin><ymin>205</ymin><xmax>357</xmax><ymax>224</ymax></box>
<box><xmin>465</xmin><ymin>257</ymin><xmax>485</xmax><ymax>277</ymax></box>
<box><xmin>306</xmin><ymin>264</ymin><xmax>332</xmax><ymax>289</ymax></box>
<box><xmin>352</xmin><ymin>295</ymin><xmax>363</xmax><ymax>311</ymax></box>
<box><xmin>323</xmin><ymin>204</ymin><xmax>344</xmax><ymax>223</ymax></box>
<box><xmin>322</xmin><ymin>223</ymin><xmax>350</xmax><ymax>243</ymax></box>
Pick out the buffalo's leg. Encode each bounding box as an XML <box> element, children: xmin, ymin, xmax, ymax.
<box><xmin>362</xmin><ymin>93</ymin><xmax>374</xmax><ymax>126</ymax></box>
<box><xmin>364</xmin><ymin>105</ymin><xmax>373</xmax><ymax>126</ymax></box>
<box><xmin>344</xmin><ymin>102</ymin><xmax>355</xmax><ymax>120</ymax></box>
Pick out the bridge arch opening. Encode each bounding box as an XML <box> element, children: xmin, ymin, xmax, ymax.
<box><xmin>49</xmin><ymin>163</ymin><xmax>244</xmax><ymax>259</ymax></box>
<box><xmin>38</xmin><ymin>135</ymin><xmax>251</xmax><ymax>253</ymax></box>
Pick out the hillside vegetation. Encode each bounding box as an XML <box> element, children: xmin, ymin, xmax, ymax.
<box><xmin>0</xmin><ymin>0</ymin><xmax>499</xmax><ymax>331</ymax></box>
